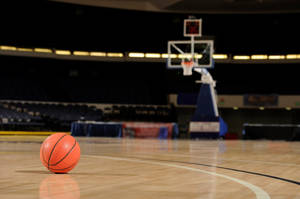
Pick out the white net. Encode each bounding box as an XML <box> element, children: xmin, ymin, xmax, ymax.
<box><xmin>181</xmin><ymin>61</ymin><xmax>194</xmax><ymax>76</ymax></box>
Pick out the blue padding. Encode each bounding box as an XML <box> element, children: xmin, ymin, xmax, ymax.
<box><xmin>71</xmin><ymin>122</ymin><xmax>122</xmax><ymax>137</ymax></box>
<box><xmin>158</xmin><ymin>127</ymin><xmax>168</xmax><ymax>139</ymax></box>
<box><xmin>192</xmin><ymin>84</ymin><xmax>216</xmax><ymax>121</ymax></box>
<box><xmin>172</xmin><ymin>123</ymin><xmax>179</xmax><ymax>139</ymax></box>
<box><xmin>71</xmin><ymin>122</ymin><xmax>87</xmax><ymax>136</ymax></box>
<box><xmin>219</xmin><ymin>117</ymin><xmax>228</xmax><ymax>137</ymax></box>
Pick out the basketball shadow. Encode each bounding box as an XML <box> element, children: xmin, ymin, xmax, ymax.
<box><xmin>16</xmin><ymin>170</ymin><xmax>104</xmax><ymax>176</ymax></box>
<box><xmin>73</xmin><ymin>172</ymin><xmax>138</xmax><ymax>176</ymax></box>
<box><xmin>16</xmin><ymin>170</ymin><xmax>50</xmax><ymax>174</ymax></box>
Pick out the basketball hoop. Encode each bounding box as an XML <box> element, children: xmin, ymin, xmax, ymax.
<box><xmin>181</xmin><ymin>60</ymin><xmax>194</xmax><ymax>76</ymax></box>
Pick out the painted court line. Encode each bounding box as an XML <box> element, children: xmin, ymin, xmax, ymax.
<box><xmin>86</xmin><ymin>155</ymin><xmax>271</xmax><ymax>199</ymax></box>
<box><xmin>158</xmin><ymin>153</ymin><xmax>300</xmax><ymax>167</ymax></box>
<box><xmin>122</xmin><ymin>151</ymin><xmax>300</xmax><ymax>167</ymax></box>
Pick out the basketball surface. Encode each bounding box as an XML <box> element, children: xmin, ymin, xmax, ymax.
<box><xmin>40</xmin><ymin>133</ymin><xmax>80</xmax><ymax>173</ymax></box>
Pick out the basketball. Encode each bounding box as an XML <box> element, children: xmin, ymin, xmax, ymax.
<box><xmin>40</xmin><ymin>133</ymin><xmax>80</xmax><ymax>173</ymax></box>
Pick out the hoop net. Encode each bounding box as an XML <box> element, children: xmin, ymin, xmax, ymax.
<box><xmin>181</xmin><ymin>60</ymin><xmax>194</xmax><ymax>76</ymax></box>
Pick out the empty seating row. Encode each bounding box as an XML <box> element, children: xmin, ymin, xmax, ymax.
<box><xmin>0</xmin><ymin>105</ymin><xmax>42</xmax><ymax>123</ymax></box>
<box><xmin>0</xmin><ymin>102</ymin><xmax>104</xmax><ymax>131</ymax></box>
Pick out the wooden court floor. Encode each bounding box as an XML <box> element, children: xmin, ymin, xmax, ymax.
<box><xmin>1</xmin><ymin>136</ymin><xmax>300</xmax><ymax>199</ymax></box>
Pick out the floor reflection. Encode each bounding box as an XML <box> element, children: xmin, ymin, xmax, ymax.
<box><xmin>40</xmin><ymin>174</ymin><xmax>80</xmax><ymax>199</ymax></box>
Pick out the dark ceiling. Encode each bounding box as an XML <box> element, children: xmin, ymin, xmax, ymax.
<box><xmin>52</xmin><ymin>0</ymin><xmax>300</xmax><ymax>14</ymax></box>
<box><xmin>1</xmin><ymin>0</ymin><xmax>300</xmax><ymax>54</ymax></box>
<box><xmin>0</xmin><ymin>0</ymin><xmax>300</xmax><ymax>95</ymax></box>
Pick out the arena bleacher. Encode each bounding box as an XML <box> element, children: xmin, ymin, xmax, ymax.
<box><xmin>0</xmin><ymin>101</ymin><xmax>104</xmax><ymax>131</ymax></box>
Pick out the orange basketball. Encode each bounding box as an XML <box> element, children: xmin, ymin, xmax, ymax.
<box><xmin>40</xmin><ymin>133</ymin><xmax>80</xmax><ymax>173</ymax></box>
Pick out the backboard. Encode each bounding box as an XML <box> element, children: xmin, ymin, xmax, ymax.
<box><xmin>167</xmin><ymin>18</ymin><xmax>214</xmax><ymax>76</ymax></box>
<box><xmin>167</xmin><ymin>40</ymin><xmax>214</xmax><ymax>69</ymax></box>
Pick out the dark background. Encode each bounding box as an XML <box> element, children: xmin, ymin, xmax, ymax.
<box><xmin>1</xmin><ymin>0</ymin><xmax>300</xmax><ymax>54</ymax></box>
<box><xmin>1</xmin><ymin>0</ymin><xmax>300</xmax><ymax>103</ymax></box>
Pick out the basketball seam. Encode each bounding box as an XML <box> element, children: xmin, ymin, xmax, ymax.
<box><xmin>48</xmin><ymin>158</ymin><xmax>78</xmax><ymax>171</ymax></box>
<box><xmin>48</xmin><ymin>140</ymin><xmax>77</xmax><ymax>166</ymax></box>
<box><xmin>47</xmin><ymin>134</ymin><xmax>68</xmax><ymax>169</ymax></box>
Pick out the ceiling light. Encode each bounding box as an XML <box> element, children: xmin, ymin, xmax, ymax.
<box><xmin>0</xmin><ymin>45</ymin><xmax>17</xmax><ymax>51</ymax></box>
<box><xmin>213</xmin><ymin>54</ymin><xmax>228</xmax><ymax>59</ymax></box>
<box><xmin>34</xmin><ymin>48</ymin><xmax>52</xmax><ymax>53</ymax></box>
<box><xmin>17</xmin><ymin>48</ymin><xmax>33</xmax><ymax>52</ymax></box>
<box><xmin>107</xmin><ymin>53</ymin><xmax>123</xmax><ymax>57</ymax></box>
<box><xmin>90</xmin><ymin>52</ymin><xmax>106</xmax><ymax>57</ymax></box>
<box><xmin>268</xmin><ymin>55</ymin><xmax>285</xmax><ymax>59</ymax></box>
<box><xmin>73</xmin><ymin>51</ymin><xmax>90</xmax><ymax>56</ymax></box>
<box><xmin>251</xmin><ymin>55</ymin><xmax>268</xmax><ymax>60</ymax></box>
<box><xmin>286</xmin><ymin>54</ymin><xmax>297</xmax><ymax>59</ymax></box>
<box><xmin>128</xmin><ymin>52</ymin><xmax>144</xmax><ymax>58</ymax></box>
<box><xmin>145</xmin><ymin>53</ymin><xmax>161</xmax><ymax>58</ymax></box>
<box><xmin>162</xmin><ymin>54</ymin><xmax>177</xmax><ymax>58</ymax></box>
<box><xmin>178</xmin><ymin>54</ymin><xmax>193</xmax><ymax>59</ymax></box>
<box><xmin>55</xmin><ymin>50</ymin><xmax>71</xmax><ymax>55</ymax></box>
<box><xmin>233</xmin><ymin>55</ymin><xmax>250</xmax><ymax>60</ymax></box>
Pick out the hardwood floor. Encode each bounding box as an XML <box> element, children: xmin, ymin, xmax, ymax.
<box><xmin>1</xmin><ymin>136</ymin><xmax>300</xmax><ymax>199</ymax></box>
